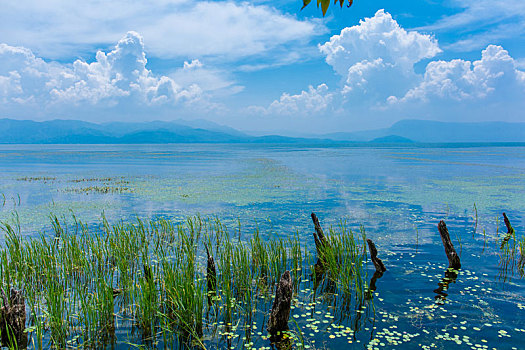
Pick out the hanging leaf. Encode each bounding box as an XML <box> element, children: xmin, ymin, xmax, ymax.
<box><xmin>302</xmin><ymin>0</ymin><xmax>355</xmax><ymax>15</ymax></box>
<box><xmin>301</xmin><ymin>0</ymin><xmax>312</xmax><ymax>10</ymax></box>
<box><xmin>321</xmin><ymin>0</ymin><xmax>330</xmax><ymax>16</ymax></box>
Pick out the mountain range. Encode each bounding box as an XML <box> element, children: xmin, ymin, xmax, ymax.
<box><xmin>324</xmin><ymin>120</ymin><xmax>525</xmax><ymax>143</ymax></box>
<box><xmin>0</xmin><ymin>118</ymin><xmax>524</xmax><ymax>144</ymax></box>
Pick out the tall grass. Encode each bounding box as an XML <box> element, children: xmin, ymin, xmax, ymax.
<box><xmin>0</xmin><ymin>213</ymin><xmax>369</xmax><ymax>349</ymax></box>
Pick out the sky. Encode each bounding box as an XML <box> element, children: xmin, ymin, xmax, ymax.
<box><xmin>1</xmin><ymin>0</ymin><xmax>524</xmax><ymax>135</ymax></box>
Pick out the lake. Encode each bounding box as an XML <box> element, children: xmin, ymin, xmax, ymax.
<box><xmin>0</xmin><ymin>144</ymin><xmax>524</xmax><ymax>349</ymax></box>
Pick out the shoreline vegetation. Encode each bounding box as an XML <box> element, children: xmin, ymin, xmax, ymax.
<box><xmin>0</xmin><ymin>211</ymin><xmax>523</xmax><ymax>349</ymax></box>
<box><xmin>0</xmin><ymin>213</ymin><xmax>371</xmax><ymax>350</ymax></box>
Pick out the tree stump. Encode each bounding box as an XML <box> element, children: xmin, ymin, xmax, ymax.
<box><xmin>267</xmin><ymin>271</ymin><xmax>293</xmax><ymax>335</ymax></box>
<box><xmin>0</xmin><ymin>288</ymin><xmax>27</xmax><ymax>348</ymax></box>
<box><xmin>503</xmin><ymin>212</ymin><xmax>515</xmax><ymax>235</ymax></box>
<box><xmin>501</xmin><ymin>212</ymin><xmax>515</xmax><ymax>248</ymax></box>
<box><xmin>438</xmin><ymin>220</ymin><xmax>461</xmax><ymax>269</ymax></box>
<box><xmin>366</xmin><ymin>239</ymin><xmax>386</xmax><ymax>273</ymax></box>
<box><xmin>311</xmin><ymin>213</ymin><xmax>328</xmax><ymax>254</ymax></box>
<box><xmin>205</xmin><ymin>245</ymin><xmax>217</xmax><ymax>304</ymax></box>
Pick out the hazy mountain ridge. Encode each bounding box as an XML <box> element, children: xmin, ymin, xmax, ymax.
<box><xmin>0</xmin><ymin>119</ymin><xmax>332</xmax><ymax>144</ymax></box>
<box><xmin>324</xmin><ymin>120</ymin><xmax>525</xmax><ymax>143</ymax></box>
<box><xmin>1</xmin><ymin>118</ymin><xmax>524</xmax><ymax>144</ymax></box>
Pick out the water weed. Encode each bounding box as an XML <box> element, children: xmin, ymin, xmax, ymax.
<box><xmin>0</xmin><ymin>213</ymin><xmax>370</xmax><ymax>349</ymax></box>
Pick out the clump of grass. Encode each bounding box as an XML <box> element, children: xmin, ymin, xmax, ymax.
<box><xmin>317</xmin><ymin>222</ymin><xmax>368</xmax><ymax>301</ymax></box>
<box><xmin>473</xmin><ymin>202</ymin><xmax>478</xmax><ymax>236</ymax></box>
<box><xmin>497</xmin><ymin>213</ymin><xmax>522</xmax><ymax>281</ymax></box>
<box><xmin>0</xmin><ymin>213</ymin><xmax>370</xmax><ymax>349</ymax></box>
<box><xmin>16</xmin><ymin>176</ymin><xmax>56</xmax><ymax>182</ymax></box>
<box><xmin>62</xmin><ymin>186</ymin><xmax>132</xmax><ymax>194</ymax></box>
<box><xmin>518</xmin><ymin>236</ymin><xmax>525</xmax><ymax>276</ymax></box>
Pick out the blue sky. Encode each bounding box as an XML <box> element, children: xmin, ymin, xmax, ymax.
<box><xmin>1</xmin><ymin>0</ymin><xmax>524</xmax><ymax>134</ymax></box>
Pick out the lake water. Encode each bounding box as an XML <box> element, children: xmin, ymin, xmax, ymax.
<box><xmin>1</xmin><ymin>144</ymin><xmax>525</xmax><ymax>349</ymax></box>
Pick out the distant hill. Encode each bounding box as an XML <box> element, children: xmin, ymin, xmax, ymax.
<box><xmin>1</xmin><ymin>118</ymin><xmax>524</xmax><ymax>144</ymax></box>
<box><xmin>324</xmin><ymin>120</ymin><xmax>525</xmax><ymax>143</ymax></box>
<box><xmin>370</xmin><ymin>135</ymin><xmax>414</xmax><ymax>143</ymax></box>
<box><xmin>0</xmin><ymin>118</ymin><xmax>332</xmax><ymax>144</ymax></box>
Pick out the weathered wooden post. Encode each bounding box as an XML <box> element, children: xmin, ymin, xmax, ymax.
<box><xmin>0</xmin><ymin>288</ymin><xmax>27</xmax><ymax>348</ymax></box>
<box><xmin>503</xmin><ymin>213</ymin><xmax>515</xmax><ymax>235</ymax></box>
<box><xmin>438</xmin><ymin>220</ymin><xmax>461</xmax><ymax>269</ymax></box>
<box><xmin>366</xmin><ymin>239</ymin><xmax>386</xmax><ymax>273</ymax></box>
<box><xmin>310</xmin><ymin>213</ymin><xmax>328</xmax><ymax>293</ymax></box>
<box><xmin>366</xmin><ymin>239</ymin><xmax>386</xmax><ymax>299</ymax></box>
<box><xmin>205</xmin><ymin>245</ymin><xmax>217</xmax><ymax>304</ymax></box>
<box><xmin>501</xmin><ymin>212</ymin><xmax>515</xmax><ymax>248</ymax></box>
<box><xmin>311</xmin><ymin>213</ymin><xmax>328</xmax><ymax>254</ymax></box>
<box><xmin>267</xmin><ymin>270</ymin><xmax>293</xmax><ymax>335</ymax></box>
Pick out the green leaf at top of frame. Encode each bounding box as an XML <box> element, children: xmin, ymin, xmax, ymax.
<box><xmin>302</xmin><ymin>0</ymin><xmax>354</xmax><ymax>15</ymax></box>
<box><xmin>320</xmin><ymin>0</ymin><xmax>329</xmax><ymax>16</ymax></box>
<box><xmin>301</xmin><ymin>0</ymin><xmax>312</xmax><ymax>10</ymax></box>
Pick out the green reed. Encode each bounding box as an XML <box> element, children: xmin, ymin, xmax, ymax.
<box><xmin>0</xmin><ymin>213</ymin><xmax>370</xmax><ymax>349</ymax></box>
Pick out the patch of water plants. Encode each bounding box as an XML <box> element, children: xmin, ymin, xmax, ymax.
<box><xmin>0</xmin><ymin>213</ymin><xmax>372</xmax><ymax>349</ymax></box>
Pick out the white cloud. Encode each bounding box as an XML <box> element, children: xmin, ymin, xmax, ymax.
<box><xmin>391</xmin><ymin>45</ymin><xmax>525</xmax><ymax>103</ymax></box>
<box><xmin>516</xmin><ymin>58</ymin><xmax>525</xmax><ymax>70</ymax></box>
<box><xmin>319</xmin><ymin>10</ymin><xmax>441</xmax><ymax>102</ymax></box>
<box><xmin>171</xmin><ymin>59</ymin><xmax>244</xmax><ymax>97</ymax></box>
<box><xmin>0</xmin><ymin>0</ymin><xmax>323</xmax><ymax>63</ymax></box>
<box><xmin>250</xmin><ymin>84</ymin><xmax>333</xmax><ymax>116</ymax></box>
<box><xmin>423</xmin><ymin>0</ymin><xmax>525</xmax><ymax>32</ymax></box>
<box><xmin>420</xmin><ymin>0</ymin><xmax>525</xmax><ymax>51</ymax></box>
<box><xmin>252</xmin><ymin>10</ymin><xmax>441</xmax><ymax>116</ymax></box>
<box><xmin>251</xmin><ymin>9</ymin><xmax>525</xmax><ymax>126</ymax></box>
<box><xmin>320</xmin><ymin>10</ymin><xmax>440</xmax><ymax>76</ymax></box>
<box><xmin>0</xmin><ymin>32</ymin><xmax>210</xmax><ymax>118</ymax></box>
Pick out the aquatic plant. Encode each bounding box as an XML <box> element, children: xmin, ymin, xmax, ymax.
<box><xmin>0</xmin><ymin>213</ymin><xmax>370</xmax><ymax>349</ymax></box>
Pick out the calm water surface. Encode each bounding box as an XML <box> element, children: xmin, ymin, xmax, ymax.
<box><xmin>0</xmin><ymin>144</ymin><xmax>524</xmax><ymax>349</ymax></box>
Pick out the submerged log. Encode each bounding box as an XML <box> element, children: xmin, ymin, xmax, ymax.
<box><xmin>366</xmin><ymin>239</ymin><xmax>386</xmax><ymax>273</ymax></box>
<box><xmin>267</xmin><ymin>271</ymin><xmax>293</xmax><ymax>335</ymax></box>
<box><xmin>438</xmin><ymin>220</ymin><xmax>461</xmax><ymax>269</ymax></box>
<box><xmin>0</xmin><ymin>288</ymin><xmax>27</xmax><ymax>348</ymax></box>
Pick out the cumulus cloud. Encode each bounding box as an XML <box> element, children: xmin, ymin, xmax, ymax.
<box><xmin>248</xmin><ymin>84</ymin><xmax>333</xmax><ymax>117</ymax></box>
<box><xmin>320</xmin><ymin>10</ymin><xmax>440</xmax><ymax>76</ymax></box>
<box><xmin>252</xmin><ymin>9</ymin><xmax>525</xmax><ymax>125</ymax></box>
<box><xmin>390</xmin><ymin>45</ymin><xmax>525</xmax><ymax>103</ymax></box>
<box><xmin>252</xmin><ymin>10</ymin><xmax>441</xmax><ymax>117</ymax></box>
<box><xmin>0</xmin><ymin>0</ymin><xmax>323</xmax><ymax>63</ymax></box>
<box><xmin>319</xmin><ymin>10</ymin><xmax>441</xmax><ymax>103</ymax></box>
<box><xmin>0</xmin><ymin>32</ymin><xmax>208</xmax><ymax>118</ymax></box>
